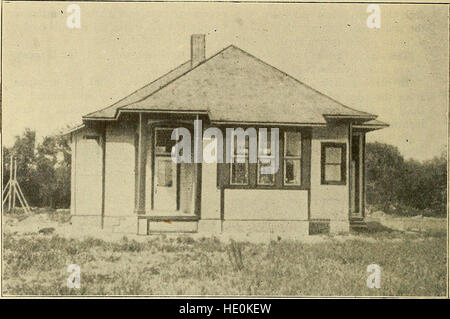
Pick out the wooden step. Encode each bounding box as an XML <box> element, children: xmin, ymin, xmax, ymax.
<box><xmin>137</xmin><ymin>216</ymin><xmax>199</xmax><ymax>234</ymax></box>
<box><xmin>350</xmin><ymin>220</ymin><xmax>368</xmax><ymax>230</ymax></box>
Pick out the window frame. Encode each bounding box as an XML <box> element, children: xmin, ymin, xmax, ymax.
<box><xmin>154</xmin><ymin>127</ymin><xmax>176</xmax><ymax>157</ymax></box>
<box><xmin>222</xmin><ymin>127</ymin><xmax>311</xmax><ymax>190</ymax></box>
<box><xmin>257</xmin><ymin>133</ymin><xmax>276</xmax><ymax>186</ymax></box>
<box><xmin>283</xmin><ymin>131</ymin><xmax>302</xmax><ymax>186</ymax></box>
<box><xmin>320</xmin><ymin>142</ymin><xmax>347</xmax><ymax>185</ymax></box>
<box><xmin>229</xmin><ymin>134</ymin><xmax>250</xmax><ymax>186</ymax></box>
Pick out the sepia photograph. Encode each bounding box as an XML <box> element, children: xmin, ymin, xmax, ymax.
<box><xmin>0</xmin><ymin>1</ymin><xmax>448</xmax><ymax>299</ymax></box>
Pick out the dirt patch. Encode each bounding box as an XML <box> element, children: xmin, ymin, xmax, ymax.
<box><xmin>366</xmin><ymin>213</ymin><xmax>446</xmax><ymax>233</ymax></box>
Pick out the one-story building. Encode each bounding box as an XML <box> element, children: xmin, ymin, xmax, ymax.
<box><xmin>68</xmin><ymin>35</ymin><xmax>388</xmax><ymax>235</ymax></box>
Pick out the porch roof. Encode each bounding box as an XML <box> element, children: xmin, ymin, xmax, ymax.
<box><xmin>352</xmin><ymin>119</ymin><xmax>389</xmax><ymax>131</ymax></box>
<box><xmin>83</xmin><ymin>45</ymin><xmax>379</xmax><ymax>125</ymax></box>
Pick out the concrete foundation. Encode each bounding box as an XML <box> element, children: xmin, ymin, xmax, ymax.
<box><xmin>71</xmin><ymin>215</ymin><xmax>102</xmax><ymax>230</ymax></box>
<box><xmin>197</xmin><ymin>219</ymin><xmax>222</xmax><ymax>233</ymax></box>
<box><xmin>71</xmin><ymin>215</ymin><xmax>351</xmax><ymax>236</ymax></box>
<box><xmin>222</xmin><ymin>220</ymin><xmax>309</xmax><ymax>235</ymax></box>
<box><xmin>329</xmin><ymin>220</ymin><xmax>350</xmax><ymax>234</ymax></box>
<box><xmin>103</xmin><ymin>216</ymin><xmax>137</xmax><ymax>234</ymax></box>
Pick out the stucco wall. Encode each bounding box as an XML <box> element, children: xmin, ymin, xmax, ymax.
<box><xmin>224</xmin><ymin>189</ymin><xmax>308</xmax><ymax>220</ymax></box>
<box><xmin>104</xmin><ymin>122</ymin><xmax>136</xmax><ymax>216</ymax></box>
<box><xmin>71</xmin><ymin>127</ymin><xmax>103</xmax><ymax>216</ymax></box>
<box><xmin>310</xmin><ymin>124</ymin><xmax>349</xmax><ymax>220</ymax></box>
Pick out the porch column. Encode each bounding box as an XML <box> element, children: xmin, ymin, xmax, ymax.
<box><xmin>135</xmin><ymin>113</ymin><xmax>147</xmax><ymax>214</ymax></box>
<box><xmin>194</xmin><ymin>116</ymin><xmax>202</xmax><ymax>217</ymax></box>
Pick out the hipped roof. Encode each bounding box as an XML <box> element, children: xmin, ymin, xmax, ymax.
<box><xmin>83</xmin><ymin>45</ymin><xmax>380</xmax><ymax>125</ymax></box>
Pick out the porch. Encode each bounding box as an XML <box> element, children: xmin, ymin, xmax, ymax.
<box><xmin>133</xmin><ymin>112</ymin><xmax>204</xmax><ymax>221</ymax></box>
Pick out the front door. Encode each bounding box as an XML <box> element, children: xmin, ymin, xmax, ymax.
<box><xmin>153</xmin><ymin>128</ymin><xmax>178</xmax><ymax>211</ymax></box>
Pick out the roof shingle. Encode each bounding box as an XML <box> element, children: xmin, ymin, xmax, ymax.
<box><xmin>84</xmin><ymin>45</ymin><xmax>376</xmax><ymax>124</ymax></box>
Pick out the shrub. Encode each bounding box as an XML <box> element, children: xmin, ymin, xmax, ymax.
<box><xmin>366</xmin><ymin>142</ymin><xmax>446</xmax><ymax>217</ymax></box>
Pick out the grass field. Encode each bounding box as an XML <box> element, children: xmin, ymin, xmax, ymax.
<box><xmin>2</xmin><ymin>211</ymin><xmax>447</xmax><ymax>296</ymax></box>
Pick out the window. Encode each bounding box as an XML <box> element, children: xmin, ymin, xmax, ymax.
<box><xmin>284</xmin><ymin>131</ymin><xmax>301</xmax><ymax>185</ymax></box>
<box><xmin>155</xmin><ymin>128</ymin><xmax>176</xmax><ymax>155</ymax></box>
<box><xmin>156</xmin><ymin>158</ymin><xmax>173</xmax><ymax>187</ymax></box>
<box><xmin>257</xmin><ymin>135</ymin><xmax>275</xmax><ymax>185</ymax></box>
<box><xmin>154</xmin><ymin>128</ymin><xmax>177</xmax><ymax>187</ymax></box>
<box><xmin>230</xmin><ymin>136</ymin><xmax>249</xmax><ymax>185</ymax></box>
<box><xmin>321</xmin><ymin>143</ymin><xmax>346</xmax><ymax>185</ymax></box>
<box><xmin>223</xmin><ymin>128</ymin><xmax>311</xmax><ymax>189</ymax></box>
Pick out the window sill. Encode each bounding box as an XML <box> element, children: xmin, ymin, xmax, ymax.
<box><xmin>224</xmin><ymin>185</ymin><xmax>309</xmax><ymax>190</ymax></box>
<box><xmin>321</xmin><ymin>181</ymin><xmax>346</xmax><ymax>185</ymax></box>
<box><xmin>138</xmin><ymin>215</ymin><xmax>200</xmax><ymax>221</ymax></box>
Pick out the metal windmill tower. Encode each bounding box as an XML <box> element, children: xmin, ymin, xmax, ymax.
<box><xmin>2</xmin><ymin>155</ymin><xmax>31</xmax><ymax>213</ymax></box>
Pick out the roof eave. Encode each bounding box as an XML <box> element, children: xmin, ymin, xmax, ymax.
<box><xmin>352</xmin><ymin>123</ymin><xmax>389</xmax><ymax>132</ymax></box>
<box><xmin>61</xmin><ymin>123</ymin><xmax>85</xmax><ymax>136</ymax></box>
<box><xmin>323</xmin><ymin>114</ymin><xmax>378</xmax><ymax>122</ymax></box>
<box><xmin>82</xmin><ymin>108</ymin><xmax>211</xmax><ymax>122</ymax></box>
<box><xmin>210</xmin><ymin>120</ymin><xmax>327</xmax><ymax>126</ymax></box>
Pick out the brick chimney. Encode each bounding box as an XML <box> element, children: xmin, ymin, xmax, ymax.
<box><xmin>191</xmin><ymin>34</ymin><xmax>206</xmax><ymax>68</ymax></box>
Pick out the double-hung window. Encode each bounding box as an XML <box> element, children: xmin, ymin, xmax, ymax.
<box><xmin>225</xmin><ymin>129</ymin><xmax>309</xmax><ymax>188</ymax></box>
<box><xmin>321</xmin><ymin>142</ymin><xmax>346</xmax><ymax>185</ymax></box>
<box><xmin>230</xmin><ymin>136</ymin><xmax>249</xmax><ymax>185</ymax></box>
<box><xmin>284</xmin><ymin>131</ymin><xmax>302</xmax><ymax>185</ymax></box>
<box><xmin>257</xmin><ymin>134</ymin><xmax>275</xmax><ymax>185</ymax></box>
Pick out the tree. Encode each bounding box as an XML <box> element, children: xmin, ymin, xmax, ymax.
<box><xmin>365</xmin><ymin>142</ymin><xmax>406</xmax><ymax>212</ymax></box>
<box><xmin>3</xmin><ymin>128</ymin><xmax>72</xmax><ymax>209</ymax></box>
<box><xmin>54</xmin><ymin>132</ymin><xmax>72</xmax><ymax>208</ymax></box>
<box><xmin>34</xmin><ymin>133</ymin><xmax>72</xmax><ymax>208</ymax></box>
<box><xmin>3</xmin><ymin>129</ymin><xmax>41</xmax><ymax>206</ymax></box>
<box><xmin>366</xmin><ymin>142</ymin><xmax>447</xmax><ymax>216</ymax></box>
<box><xmin>35</xmin><ymin>136</ymin><xmax>58</xmax><ymax>207</ymax></box>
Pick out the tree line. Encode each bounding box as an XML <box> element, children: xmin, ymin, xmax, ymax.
<box><xmin>2</xmin><ymin>129</ymin><xmax>447</xmax><ymax>216</ymax></box>
<box><xmin>3</xmin><ymin>129</ymin><xmax>71</xmax><ymax>209</ymax></box>
<box><xmin>366</xmin><ymin>142</ymin><xmax>446</xmax><ymax>216</ymax></box>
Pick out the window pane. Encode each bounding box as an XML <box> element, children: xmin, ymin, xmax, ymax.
<box><xmin>157</xmin><ymin>158</ymin><xmax>173</xmax><ymax>187</ymax></box>
<box><xmin>325</xmin><ymin>164</ymin><xmax>341</xmax><ymax>182</ymax></box>
<box><xmin>325</xmin><ymin>147</ymin><xmax>341</xmax><ymax>164</ymax></box>
<box><xmin>284</xmin><ymin>159</ymin><xmax>301</xmax><ymax>185</ymax></box>
<box><xmin>285</xmin><ymin>132</ymin><xmax>301</xmax><ymax>157</ymax></box>
<box><xmin>258</xmin><ymin>160</ymin><xmax>275</xmax><ymax>185</ymax></box>
<box><xmin>233</xmin><ymin>136</ymin><xmax>249</xmax><ymax>155</ymax></box>
<box><xmin>231</xmin><ymin>160</ymin><xmax>248</xmax><ymax>184</ymax></box>
<box><xmin>259</xmin><ymin>136</ymin><xmax>272</xmax><ymax>156</ymax></box>
<box><xmin>156</xmin><ymin>129</ymin><xmax>176</xmax><ymax>154</ymax></box>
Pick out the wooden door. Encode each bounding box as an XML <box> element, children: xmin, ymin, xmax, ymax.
<box><xmin>153</xmin><ymin>128</ymin><xmax>178</xmax><ymax>211</ymax></box>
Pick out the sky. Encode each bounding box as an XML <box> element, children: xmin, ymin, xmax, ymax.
<box><xmin>2</xmin><ymin>2</ymin><xmax>448</xmax><ymax>161</ymax></box>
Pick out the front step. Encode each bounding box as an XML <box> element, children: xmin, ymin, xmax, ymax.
<box><xmin>350</xmin><ymin>220</ymin><xmax>368</xmax><ymax>231</ymax></box>
<box><xmin>149</xmin><ymin>221</ymin><xmax>198</xmax><ymax>233</ymax></box>
<box><xmin>137</xmin><ymin>216</ymin><xmax>199</xmax><ymax>234</ymax></box>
